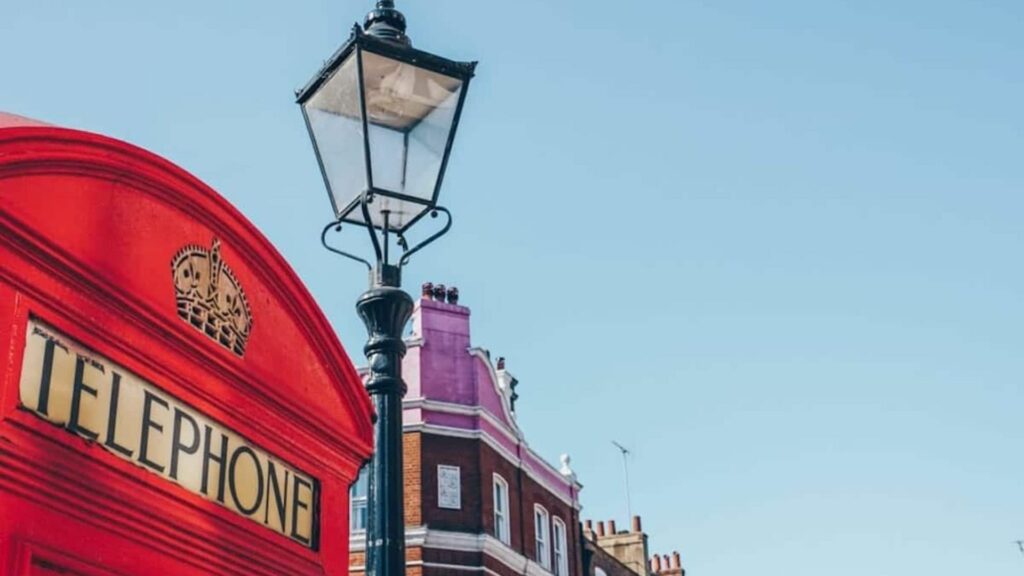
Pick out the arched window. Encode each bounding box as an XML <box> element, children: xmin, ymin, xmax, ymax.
<box><xmin>492</xmin><ymin>474</ymin><xmax>510</xmax><ymax>545</ymax></box>
<box><xmin>552</xmin><ymin>516</ymin><xmax>568</xmax><ymax>576</ymax></box>
<box><xmin>534</xmin><ymin>504</ymin><xmax>551</xmax><ymax>569</ymax></box>
<box><xmin>595</xmin><ymin>568</ymin><xmax>608</xmax><ymax>576</ymax></box>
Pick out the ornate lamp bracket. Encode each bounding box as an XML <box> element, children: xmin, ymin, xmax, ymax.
<box><xmin>320</xmin><ymin>197</ymin><xmax>453</xmax><ymax>288</ymax></box>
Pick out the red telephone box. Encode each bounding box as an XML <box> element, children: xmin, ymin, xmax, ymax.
<box><xmin>0</xmin><ymin>112</ymin><xmax>373</xmax><ymax>575</ymax></box>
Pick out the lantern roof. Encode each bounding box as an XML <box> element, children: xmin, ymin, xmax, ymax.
<box><xmin>295</xmin><ymin>28</ymin><xmax>477</xmax><ymax>106</ymax></box>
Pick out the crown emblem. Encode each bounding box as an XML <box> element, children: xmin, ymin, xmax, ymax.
<box><xmin>171</xmin><ymin>239</ymin><xmax>253</xmax><ymax>356</ymax></box>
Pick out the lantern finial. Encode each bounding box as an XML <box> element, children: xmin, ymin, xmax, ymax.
<box><xmin>364</xmin><ymin>0</ymin><xmax>410</xmax><ymax>46</ymax></box>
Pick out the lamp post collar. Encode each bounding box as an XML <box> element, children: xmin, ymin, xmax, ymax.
<box><xmin>364</xmin><ymin>0</ymin><xmax>411</xmax><ymax>46</ymax></box>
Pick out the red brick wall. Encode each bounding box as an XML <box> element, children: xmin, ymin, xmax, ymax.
<box><xmin>419</xmin><ymin>433</ymin><xmax>482</xmax><ymax>532</ymax></box>
<box><xmin>417</xmin><ymin>431</ymin><xmax>581</xmax><ymax>574</ymax></box>
<box><xmin>520</xmin><ymin>464</ymin><xmax>579</xmax><ymax>574</ymax></box>
<box><xmin>352</xmin><ymin>430</ymin><xmax>582</xmax><ymax>575</ymax></box>
<box><xmin>404</xmin><ymin>431</ymin><xmax>422</xmax><ymax>526</ymax></box>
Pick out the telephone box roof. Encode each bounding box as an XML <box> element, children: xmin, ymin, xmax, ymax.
<box><xmin>0</xmin><ymin>109</ymin><xmax>373</xmax><ymax>462</ymax></box>
<box><xmin>0</xmin><ymin>111</ymin><xmax>50</xmax><ymax>128</ymax></box>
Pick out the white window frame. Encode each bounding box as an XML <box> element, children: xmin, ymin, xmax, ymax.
<box><xmin>534</xmin><ymin>504</ymin><xmax>551</xmax><ymax>570</ymax></box>
<box><xmin>437</xmin><ymin>464</ymin><xmax>462</xmax><ymax>510</ymax></box>
<box><xmin>552</xmin><ymin>516</ymin><xmax>568</xmax><ymax>576</ymax></box>
<box><xmin>493</xmin><ymin>474</ymin><xmax>511</xmax><ymax>545</ymax></box>
<box><xmin>350</xmin><ymin>467</ymin><xmax>369</xmax><ymax>533</ymax></box>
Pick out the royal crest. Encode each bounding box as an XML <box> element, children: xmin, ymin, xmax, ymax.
<box><xmin>171</xmin><ymin>239</ymin><xmax>252</xmax><ymax>356</ymax></box>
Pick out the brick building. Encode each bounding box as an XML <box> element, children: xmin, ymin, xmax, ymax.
<box><xmin>349</xmin><ymin>285</ymin><xmax>686</xmax><ymax>576</ymax></box>
<box><xmin>582</xmin><ymin>516</ymin><xmax>686</xmax><ymax>576</ymax></box>
<box><xmin>349</xmin><ymin>284</ymin><xmax>583</xmax><ymax>576</ymax></box>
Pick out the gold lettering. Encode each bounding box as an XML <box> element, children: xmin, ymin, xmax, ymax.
<box><xmin>17</xmin><ymin>319</ymin><xmax>318</xmax><ymax>548</ymax></box>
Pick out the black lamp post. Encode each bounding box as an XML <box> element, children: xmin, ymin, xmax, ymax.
<box><xmin>295</xmin><ymin>2</ymin><xmax>475</xmax><ymax>575</ymax></box>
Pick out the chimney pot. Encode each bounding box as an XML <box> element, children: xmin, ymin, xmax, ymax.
<box><xmin>446</xmin><ymin>286</ymin><xmax>459</xmax><ymax>305</ymax></box>
<box><xmin>608</xmin><ymin>520</ymin><xmax>617</xmax><ymax>534</ymax></box>
<box><xmin>632</xmin><ymin>515</ymin><xmax>642</xmax><ymax>533</ymax></box>
<box><xmin>432</xmin><ymin>283</ymin><xmax>447</xmax><ymax>302</ymax></box>
<box><xmin>672</xmin><ymin>552</ymin><xmax>681</xmax><ymax>569</ymax></box>
<box><xmin>652</xmin><ymin>555</ymin><xmax>662</xmax><ymax>571</ymax></box>
<box><xmin>596</xmin><ymin>521</ymin><xmax>605</xmax><ymax>537</ymax></box>
<box><xmin>663</xmin><ymin>555</ymin><xmax>670</xmax><ymax>570</ymax></box>
<box><xmin>497</xmin><ymin>357</ymin><xmax>505</xmax><ymax>370</ymax></box>
<box><xmin>421</xmin><ymin>282</ymin><xmax>434</xmax><ymax>299</ymax></box>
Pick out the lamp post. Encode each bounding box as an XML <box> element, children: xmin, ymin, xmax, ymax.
<box><xmin>295</xmin><ymin>2</ymin><xmax>475</xmax><ymax>575</ymax></box>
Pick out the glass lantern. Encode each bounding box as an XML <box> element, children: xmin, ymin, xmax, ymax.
<box><xmin>297</xmin><ymin>29</ymin><xmax>476</xmax><ymax>233</ymax></box>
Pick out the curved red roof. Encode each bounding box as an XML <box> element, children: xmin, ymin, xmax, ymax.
<box><xmin>0</xmin><ymin>111</ymin><xmax>50</xmax><ymax>128</ymax></box>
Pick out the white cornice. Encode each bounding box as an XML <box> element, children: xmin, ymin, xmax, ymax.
<box><xmin>405</xmin><ymin>398</ymin><xmax>582</xmax><ymax>492</ymax></box>
<box><xmin>403</xmin><ymin>423</ymin><xmax>581</xmax><ymax>510</ymax></box>
<box><xmin>403</xmin><ymin>397</ymin><xmax>523</xmax><ymax>447</ymax></box>
<box><xmin>404</xmin><ymin>423</ymin><xmax>522</xmax><ymax>467</ymax></box>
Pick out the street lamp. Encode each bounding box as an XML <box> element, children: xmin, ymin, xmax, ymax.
<box><xmin>295</xmin><ymin>2</ymin><xmax>475</xmax><ymax>576</ymax></box>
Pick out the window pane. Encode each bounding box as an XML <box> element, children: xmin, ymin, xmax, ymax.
<box><xmin>493</xmin><ymin>476</ymin><xmax>510</xmax><ymax>545</ymax></box>
<box><xmin>352</xmin><ymin>501</ymin><xmax>367</xmax><ymax>532</ymax></box>
<box><xmin>553</xmin><ymin>520</ymin><xmax>567</xmax><ymax>576</ymax></box>
<box><xmin>350</xmin><ymin>467</ymin><xmax>369</xmax><ymax>533</ymax></box>
<box><xmin>535</xmin><ymin>507</ymin><xmax>549</xmax><ymax>568</ymax></box>
<box><xmin>352</xmin><ymin>467</ymin><xmax>369</xmax><ymax>498</ymax></box>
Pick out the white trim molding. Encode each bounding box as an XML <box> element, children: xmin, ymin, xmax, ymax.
<box><xmin>350</xmin><ymin>527</ymin><xmax>554</xmax><ymax>576</ymax></box>
<box><xmin>402</xmin><ymin>423</ymin><xmax>581</xmax><ymax>509</ymax></box>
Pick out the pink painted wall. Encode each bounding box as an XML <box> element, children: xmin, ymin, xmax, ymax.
<box><xmin>401</xmin><ymin>296</ymin><xmax>578</xmax><ymax>504</ymax></box>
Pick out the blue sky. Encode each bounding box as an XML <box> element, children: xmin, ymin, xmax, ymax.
<box><xmin>4</xmin><ymin>1</ymin><xmax>1024</xmax><ymax>574</ymax></box>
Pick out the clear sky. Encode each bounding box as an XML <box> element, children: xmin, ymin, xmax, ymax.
<box><xmin>4</xmin><ymin>1</ymin><xmax>1024</xmax><ymax>574</ymax></box>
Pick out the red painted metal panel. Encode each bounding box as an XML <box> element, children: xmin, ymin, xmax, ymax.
<box><xmin>0</xmin><ymin>115</ymin><xmax>372</xmax><ymax>575</ymax></box>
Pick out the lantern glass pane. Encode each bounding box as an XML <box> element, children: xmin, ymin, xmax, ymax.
<box><xmin>361</xmin><ymin>50</ymin><xmax>464</xmax><ymax>204</ymax></box>
<box><xmin>302</xmin><ymin>52</ymin><xmax>365</xmax><ymax>218</ymax></box>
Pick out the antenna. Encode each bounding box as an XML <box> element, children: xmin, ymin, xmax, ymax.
<box><xmin>1014</xmin><ymin>540</ymin><xmax>1024</xmax><ymax>555</ymax></box>
<box><xmin>611</xmin><ymin>440</ymin><xmax>633</xmax><ymax>524</ymax></box>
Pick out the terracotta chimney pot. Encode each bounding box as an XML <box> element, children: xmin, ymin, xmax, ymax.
<box><xmin>672</xmin><ymin>552</ymin><xmax>681</xmax><ymax>569</ymax></box>
<box><xmin>608</xmin><ymin>520</ymin><xmax>617</xmax><ymax>534</ymax></box>
<box><xmin>632</xmin><ymin>515</ymin><xmax>642</xmax><ymax>533</ymax></box>
<box><xmin>446</xmin><ymin>286</ymin><xmax>459</xmax><ymax>305</ymax></box>
<box><xmin>652</xmin><ymin>555</ymin><xmax>662</xmax><ymax>571</ymax></box>
<box><xmin>596</xmin><ymin>521</ymin><xmax>605</xmax><ymax>537</ymax></box>
<box><xmin>432</xmin><ymin>283</ymin><xmax>447</xmax><ymax>302</ymax></box>
<box><xmin>421</xmin><ymin>282</ymin><xmax>434</xmax><ymax>299</ymax></box>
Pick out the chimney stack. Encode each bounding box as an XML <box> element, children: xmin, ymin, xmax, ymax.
<box><xmin>596</xmin><ymin>521</ymin><xmax>605</xmax><ymax>537</ymax></box>
<box><xmin>608</xmin><ymin>519</ymin><xmax>617</xmax><ymax>534</ymax></box>
<box><xmin>632</xmin><ymin>515</ymin><xmax>642</xmax><ymax>533</ymax></box>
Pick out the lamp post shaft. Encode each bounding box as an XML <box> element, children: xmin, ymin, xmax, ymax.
<box><xmin>357</xmin><ymin>279</ymin><xmax>413</xmax><ymax>576</ymax></box>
